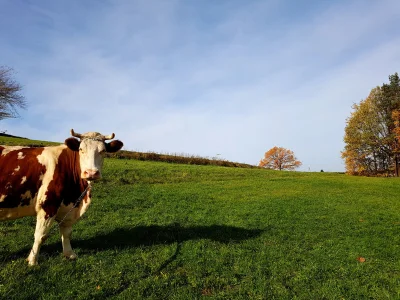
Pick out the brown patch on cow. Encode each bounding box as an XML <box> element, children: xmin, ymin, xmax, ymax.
<box><xmin>41</xmin><ymin>147</ymin><xmax>88</xmax><ymax>219</ymax></box>
<box><xmin>65</xmin><ymin>138</ymin><xmax>80</xmax><ymax>151</ymax></box>
<box><xmin>0</xmin><ymin>147</ymin><xmax>46</xmax><ymax>209</ymax></box>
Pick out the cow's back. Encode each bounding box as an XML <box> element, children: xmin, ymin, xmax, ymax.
<box><xmin>0</xmin><ymin>145</ymin><xmax>48</xmax><ymax>220</ymax></box>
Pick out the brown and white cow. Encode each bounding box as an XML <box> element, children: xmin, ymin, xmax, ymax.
<box><xmin>0</xmin><ymin>129</ymin><xmax>123</xmax><ymax>265</ymax></box>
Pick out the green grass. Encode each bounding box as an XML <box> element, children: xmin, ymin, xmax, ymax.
<box><xmin>0</xmin><ymin>135</ymin><xmax>59</xmax><ymax>147</ymax></box>
<box><xmin>1</xmin><ymin>140</ymin><xmax>400</xmax><ymax>299</ymax></box>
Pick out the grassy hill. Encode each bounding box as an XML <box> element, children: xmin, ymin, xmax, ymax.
<box><xmin>0</xmin><ymin>135</ymin><xmax>59</xmax><ymax>147</ymax></box>
<box><xmin>1</xmin><ymin>136</ymin><xmax>400</xmax><ymax>298</ymax></box>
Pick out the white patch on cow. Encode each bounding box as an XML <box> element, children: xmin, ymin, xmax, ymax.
<box><xmin>78</xmin><ymin>138</ymin><xmax>106</xmax><ymax>179</ymax></box>
<box><xmin>1</xmin><ymin>146</ymin><xmax>25</xmax><ymax>156</ymax></box>
<box><xmin>18</xmin><ymin>152</ymin><xmax>25</xmax><ymax>160</ymax></box>
<box><xmin>21</xmin><ymin>176</ymin><xmax>27</xmax><ymax>185</ymax></box>
<box><xmin>11</xmin><ymin>165</ymin><xmax>21</xmax><ymax>175</ymax></box>
<box><xmin>35</xmin><ymin>145</ymin><xmax>66</xmax><ymax>212</ymax></box>
<box><xmin>56</xmin><ymin>191</ymin><xmax>92</xmax><ymax>226</ymax></box>
<box><xmin>0</xmin><ymin>193</ymin><xmax>36</xmax><ymax>220</ymax></box>
<box><xmin>27</xmin><ymin>209</ymin><xmax>55</xmax><ymax>265</ymax></box>
<box><xmin>4</xmin><ymin>207</ymin><xmax>36</xmax><ymax>219</ymax></box>
<box><xmin>0</xmin><ymin>206</ymin><xmax>36</xmax><ymax>220</ymax></box>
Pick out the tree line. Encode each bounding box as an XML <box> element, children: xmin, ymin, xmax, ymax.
<box><xmin>342</xmin><ymin>73</ymin><xmax>400</xmax><ymax>176</ymax></box>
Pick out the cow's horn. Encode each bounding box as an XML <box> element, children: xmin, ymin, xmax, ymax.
<box><xmin>103</xmin><ymin>133</ymin><xmax>115</xmax><ymax>140</ymax></box>
<box><xmin>71</xmin><ymin>129</ymin><xmax>82</xmax><ymax>138</ymax></box>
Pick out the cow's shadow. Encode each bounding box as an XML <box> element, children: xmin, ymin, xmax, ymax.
<box><xmin>1</xmin><ymin>224</ymin><xmax>264</xmax><ymax>263</ymax></box>
<box><xmin>76</xmin><ymin>223</ymin><xmax>263</xmax><ymax>250</ymax></box>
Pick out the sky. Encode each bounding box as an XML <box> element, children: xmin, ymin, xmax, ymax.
<box><xmin>0</xmin><ymin>0</ymin><xmax>399</xmax><ymax>171</ymax></box>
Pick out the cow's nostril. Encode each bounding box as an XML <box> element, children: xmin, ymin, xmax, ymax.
<box><xmin>83</xmin><ymin>169</ymin><xmax>100</xmax><ymax>179</ymax></box>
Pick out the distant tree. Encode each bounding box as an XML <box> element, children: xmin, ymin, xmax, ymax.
<box><xmin>259</xmin><ymin>146</ymin><xmax>302</xmax><ymax>170</ymax></box>
<box><xmin>0</xmin><ymin>66</ymin><xmax>26</xmax><ymax>121</ymax></box>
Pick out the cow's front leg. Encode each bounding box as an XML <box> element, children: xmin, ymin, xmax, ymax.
<box><xmin>59</xmin><ymin>224</ymin><xmax>77</xmax><ymax>260</ymax></box>
<box><xmin>27</xmin><ymin>210</ymin><xmax>55</xmax><ymax>266</ymax></box>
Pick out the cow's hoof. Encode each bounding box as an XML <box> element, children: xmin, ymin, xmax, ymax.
<box><xmin>63</xmin><ymin>252</ymin><xmax>77</xmax><ymax>260</ymax></box>
<box><xmin>26</xmin><ymin>257</ymin><xmax>38</xmax><ymax>266</ymax></box>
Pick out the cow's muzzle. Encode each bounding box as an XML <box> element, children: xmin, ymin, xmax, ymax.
<box><xmin>82</xmin><ymin>169</ymin><xmax>101</xmax><ymax>180</ymax></box>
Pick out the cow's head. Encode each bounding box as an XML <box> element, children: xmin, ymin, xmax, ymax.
<box><xmin>65</xmin><ymin>129</ymin><xmax>123</xmax><ymax>181</ymax></box>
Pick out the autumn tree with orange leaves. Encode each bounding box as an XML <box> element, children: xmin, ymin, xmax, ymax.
<box><xmin>259</xmin><ymin>147</ymin><xmax>302</xmax><ymax>170</ymax></box>
<box><xmin>342</xmin><ymin>73</ymin><xmax>400</xmax><ymax>176</ymax></box>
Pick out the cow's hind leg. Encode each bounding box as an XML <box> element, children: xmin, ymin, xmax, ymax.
<box><xmin>59</xmin><ymin>224</ymin><xmax>77</xmax><ymax>260</ymax></box>
<box><xmin>27</xmin><ymin>210</ymin><xmax>55</xmax><ymax>266</ymax></box>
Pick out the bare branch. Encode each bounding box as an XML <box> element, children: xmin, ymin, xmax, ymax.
<box><xmin>0</xmin><ymin>66</ymin><xmax>26</xmax><ymax>121</ymax></box>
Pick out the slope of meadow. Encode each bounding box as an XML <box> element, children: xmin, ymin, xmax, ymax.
<box><xmin>0</xmin><ymin>135</ymin><xmax>255</xmax><ymax>168</ymax></box>
<box><xmin>1</xmin><ymin>137</ymin><xmax>400</xmax><ymax>299</ymax></box>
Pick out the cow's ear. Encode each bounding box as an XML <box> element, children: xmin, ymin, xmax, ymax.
<box><xmin>65</xmin><ymin>138</ymin><xmax>80</xmax><ymax>151</ymax></box>
<box><xmin>106</xmin><ymin>140</ymin><xmax>123</xmax><ymax>153</ymax></box>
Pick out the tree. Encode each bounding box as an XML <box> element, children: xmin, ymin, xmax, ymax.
<box><xmin>384</xmin><ymin>73</ymin><xmax>400</xmax><ymax>175</ymax></box>
<box><xmin>0</xmin><ymin>66</ymin><xmax>26</xmax><ymax>121</ymax></box>
<box><xmin>259</xmin><ymin>146</ymin><xmax>302</xmax><ymax>170</ymax></box>
<box><xmin>342</xmin><ymin>72</ymin><xmax>400</xmax><ymax>176</ymax></box>
<box><xmin>342</xmin><ymin>87</ymin><xmax>389</xmax><ymax>175</ymax></box>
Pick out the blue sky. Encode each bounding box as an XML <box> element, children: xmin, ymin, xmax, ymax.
<box><xmin>1</xmin><ymin>0</ymin><xmax>399</xmax><ymax>171</ymax></box>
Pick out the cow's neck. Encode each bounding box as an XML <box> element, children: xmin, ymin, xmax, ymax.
<box><xmin>55</xmin><ymin>147</ymin><xmax>89</xmax><ymax>206</ymax></box>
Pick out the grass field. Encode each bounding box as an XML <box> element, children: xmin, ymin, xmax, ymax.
<box><xmin>1</xmin><ymin>140</ymin><xmax>400</xmax><ymax>299</ymax></box>
<box><xmin>0</xmin><ymin>135</ymin><xmax>59</xmax><ymax>147</ymax></box>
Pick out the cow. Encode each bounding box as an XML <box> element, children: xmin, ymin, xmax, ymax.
<box><xmin>0</xmin><ymin>129</ymin><xmax>123</xmax><ymax>265</ymax></box>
